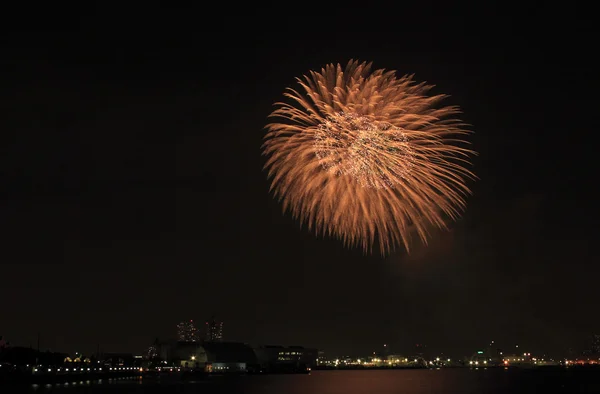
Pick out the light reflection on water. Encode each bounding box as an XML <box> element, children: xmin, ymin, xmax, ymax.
<box><xmin>17</xmin><ymin>369</ymin><xmax>600</xmax><ymax>394</ymax></box>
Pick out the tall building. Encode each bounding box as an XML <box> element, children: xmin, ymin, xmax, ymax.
<box><xmin>382</xmin><ymin>343</ymin><xmax>390</xmax><ymax>358</ymax></box>
<box><xmin>591</xmin><ymin>334</ymin><xmax>600</xmax><ymax>354</ymax></box>
<box><xmin>205</xmin><ymin>315</ymin><xmax>223</xmax><ymax>342</ymax></box>
<box><xmin>177</xmin><ymin>320</ymin><xmax>199</xmax><ymax>342</ymax></box>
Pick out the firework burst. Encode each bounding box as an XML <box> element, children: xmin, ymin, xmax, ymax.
<box><xmin>262</xmin><ymin>60</ymin><xmax>476</xmax><ymax>254</ymax></box>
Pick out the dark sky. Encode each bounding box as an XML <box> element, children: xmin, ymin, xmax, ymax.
<box><xmin>1</xmin><ymin>4</ymin><xmax>597</xmax><ymax>359</ymax></box>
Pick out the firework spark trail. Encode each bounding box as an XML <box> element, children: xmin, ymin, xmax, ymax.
<box><xmin>314</xmin><ymin>112</ymin><xmax>415</xmax><ymax>189</ymax></box>
<box><xmin>262</xmin><ymin>60</ymin><xmax>476</xmax><ymax>254</ymax></box>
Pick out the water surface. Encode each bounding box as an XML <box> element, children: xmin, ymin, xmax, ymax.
<box><xmin>10</xmin><ymin>368</ymin><xmax>600</xmax><ymax>394</ymax></box>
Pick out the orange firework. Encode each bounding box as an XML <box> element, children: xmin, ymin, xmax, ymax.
<box><xmin>262</xmin><ymin>60</ymin><xmax>476</xmax><ymax>254</ymax></box>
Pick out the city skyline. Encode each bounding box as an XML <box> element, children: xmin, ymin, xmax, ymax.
<box><xmin>1</xmin><ymin>5</ymin><xmax>598</xmax><ymax>358</ymax></box>
<box><xmin>3</xmin><ymin>321</ymin><xmax>597</xmax><ymax>363</ymax></box>
<box><xmin>3</xmin><ymin>329</ymin><xmax>599</xmax><ymax>364</ymax></box>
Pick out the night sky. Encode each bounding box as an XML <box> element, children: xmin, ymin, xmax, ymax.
<box><xmin>1</xmin><ymin>4</ymin><xmax>597</xmax><ymax>359</ymax></box>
